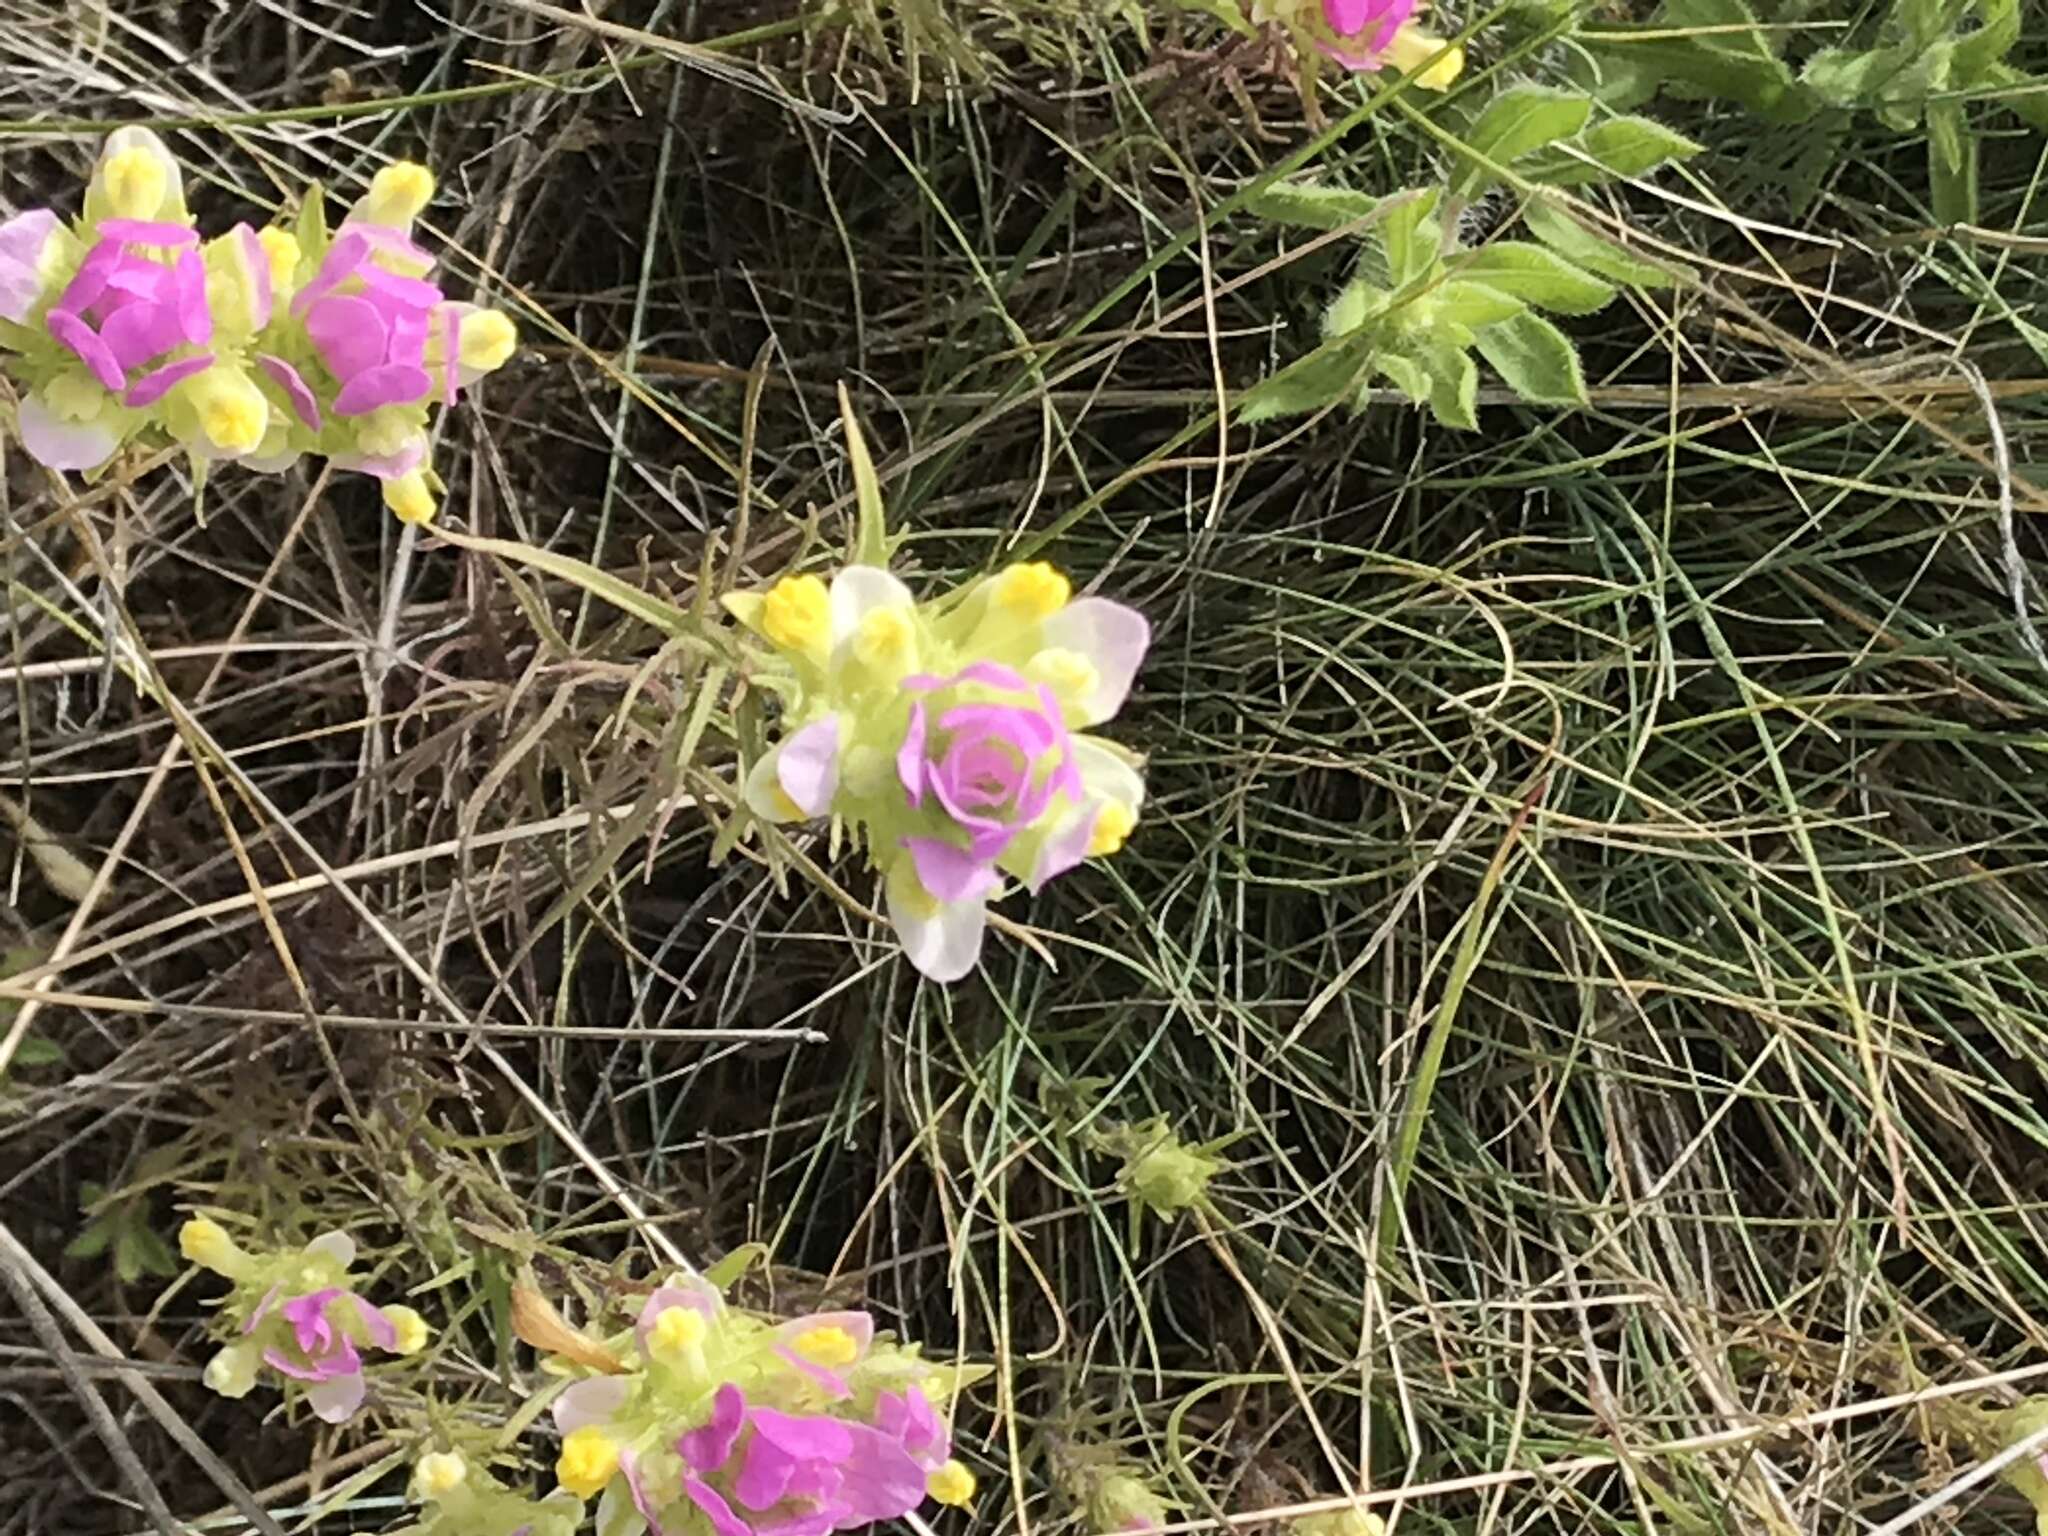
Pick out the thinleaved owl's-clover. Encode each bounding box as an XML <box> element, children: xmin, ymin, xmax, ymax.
<box><xmin>726</xmin><ymin>555</ymin><xmax>1151</xmax><ymax>982</ymax></box>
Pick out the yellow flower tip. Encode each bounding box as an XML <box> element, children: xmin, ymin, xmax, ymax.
<box><xmin>854</xmin><ymin>606</ymin><xmax>916</xmax><ymax>670</ymax></box>
<box><xmin>1385</xmin><ymin>25</ymin><xmax>1463</xmax><ymax>90</ymax></box>
<box><xmin>459</xmin><ymin>309</ymin><xmax>518</xmax><ymax>373</ymax></box>
<box><xmin>178</xmin><ymin>1218</ymin><xmax>242</xmax><ymax>1273</ymax></box>
<box><xmin>770</xmin><ymin>785</ymin><xmax>805</xmax><ymax>821</ymax></box>
<box><xmin>256</xmin><ymin>227</ymin><xmax>300</xmax><ymax>288</ymax></box>
<box><xmin>367</xmin><ymin>161</ymin><xmax>436</xmax><ymax>225</ymax></box>
<box><xmin>927</xmin><ymin>1461</ymin><xmax>977</xmax><ymax>1508</ymax></box>
<box><xmin>648</xmin><ymin>1304</ymin><xmax>706</xmax><ymax>1355</ymax></box>
<box><xmin>991</xmin><ymin>561</ymin><xmax>1070</xmax><ymax>621</ymax></box>
<box><xmin>1026</xmin><ymin>647</ymin><xmax>1100</xmax><ymax>706</ymax></box>
<box><xmin>387</xmin><ymin>1305</ymin><xmax>432</xmax><ymax>1356</ymax></box>
<box><xmin>383</xmin><ymin>471</ymin><xmax>439</xmax><ymax>525</ymax></box>
<box><xmin>556</xmin><ymin>1426</ymin><xmax>621</xmax><ymax>1499</ymax></box>
<box><xmin>792</xmin><ymin>1325</ymin><xmax>861</xmax><ymax>1367</ymax></box>
<box><xmin>416</xmin><ymin>1451</ymin><xmax>467</xmax><ymax>1499</ymax></box>
<box><xmin>102</xmin><ymin>147</ymin><xmax>167</xmax><ymax>221</ymax></box>
<box><xmin>189</xmin><ymin>372</ymin><xmax>269</xmax><ymax>455</ymax></box>
<box><xmin>761</xmin><ymin>573</ymin><xmax>830</xmax><ymax>654</ymax></box>
<box><xmin>1087</xmin><ymin>801</ymin><xmax>1138</xmax><ymax>859</ymax></box>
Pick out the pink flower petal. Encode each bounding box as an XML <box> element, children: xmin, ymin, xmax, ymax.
<box><xmin>174</xmin><ymin>250</ymin><xmax>212</xmax><ymax>345</ymax></box>
<box><xmin>122</xmin><ymin>353</ymin><xmax>214</xmax><ymax>407</ymax></box>
<box><xmin>290</xmin><ymin>228</ymin><xmax>371</xmax><ymax>317</ymax></box>
<box><xmin>306</xmin><ymin>293</ymin><xmax>388</xmax><ymax>381</ymax></box>
<box><xmin>352</xmin><ymin>1297</ymin><xmax>398</xmax><ymax>1352</ymax></box>
<box><xmin>360</xmin><ymin>261</ymin><xmax>443</xmax><ymax>311</ymax></box>
<box><xmin>257</xmin><ymin>354</ymin><xmax>323</xmax><ymax>430</ymax></box>
<box><xmin>902</xmin><ymin>838</ymin><xmax>1000</xmax><ymax>905</ymax></box>
<box><xmin>98</xmin><ymin>218</ymin><xmax>198</xmax><ymax>248</ymax></box>
<box><xmin>100</xmin><ymin>300</ymin><xmax>184</xmax><ymax>369</ymax></box>
<box><xmin>733</xmin><ymin>1436</ymin><xmax>797</xmax><ymax>1511</ymax></box>
<box><xmin>684</xmin><ymin>1477</ymin><xmax>753</xmax><ymax>1536</ymax></box>
<box><xmin>680</xmin><ymin>1382</ymin><xmax>746</xmax><ymax>1471</ymax></box>
<box><xmin>14</xmin><ymin>395</ymin><xmax>119</xmax><ymax>471</ymax></box>
<box><xmin>236</xmin><ymin>223</ymin><xmax>273</xmax><ymax>329</ymax></box>
<box><xmin>334</xmin><ymin>361</ymin><xmax>430</xmax><ymax>416</ymax></box>
<box><xmin>54</xmin><ymin>242</ymin><xmax>122</xmax><ymax>315</ymax></box>
<box><xmin>47</xmin><ymin>311</ymin><xmax>125</xmax><ymax>390</ymax></box>
<box><xmin>897</xmin><ymin>701</ymin><xmax>929</xmax><ymax>807</ymax></box>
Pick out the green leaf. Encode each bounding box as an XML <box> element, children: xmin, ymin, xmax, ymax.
<box><xmin>65</xmin><ymin>1219</ymin><xmax>113</xmax><ymax>1260</ymax></box>
<box><xmin>1323</xmin><ymin>277</ymin><xmax>1384</xmax><ymax>337</ymax></box>
<box><xmin>703</xmin><ymin>1243</ymin><xmax>769</xmax><ymax>1290</ymax></box>
<box><xmin>1474</xmin><ymin>311</ymin><xmax>1588</xmax><ymax>406</ymax></box>
<box><xmin>1801</xmin><ymin>46</ymin><xmax>1899</xmax><ymax>109</ymax></box>
<box><xmin>1523</xmin><ymin>200</ymin><xmax>1687</xmax><ymax>288</ymax></box>
<box><xmin>1436</xmin><ymin>281</ymin><xmax>1525</xmax><ymax>328</ymax></box>
<box><xmin>1427</xmin><ymin>347</ymin><xmax>1480</xmax><ymax>430</ymax></box>
<box><xmin>1955</xmin><ymin>0</ymin><xmax>2020</xmax><ymax>81</ymax></box>
<box><xmin>1523</xmin><ymin>115</ymin><xmax>1705</xmax><ymax>185</ymax></box>
<box><xmin>1238</xmin><ymin>339</ymin><xmax>1371</xmax><ymax>422</ymax></box>
<box><xmin>1586</xmin><ymin>0</ymin><xmax>1817</xmax><ymax>123</ymax></box>
<box><xmin>435</xmin><ymin>529</ymin><xmax>701</xmax><ymax>642</ymax></box>
<box><xmin>1376</xmin><ymin>351</ymin><xmax>1432</xmax><ymax>405</ymax></box>
<box><xmin>838</xmin><ymin>383</ymin><xmax>891</xmax><ymax>568</ymax></box>
<box><xmin>1453</xmin><ymin>85</ymin><xmax>1593</xmax><ymax>192</ymax></box>
<box><xmin>1378</xmin><ymin>188</ymin><xmax>1443</xmax><ymax>286</ymax></box>
<box><xmin>1927</xmin><ymin>104</ymin><xmax>1978</xmax><ymax>224</ymax></box>
<box><xmin>7</xmin><ymin>1035</ymin><xmax>62</xmax><ymax>1068</ymax></box>
<box><xmin>294</xmin><ymin>182</ymin><xmax>330</xmax><ymax>269</ymax></box>
<box><xmin>1989</xmin><ymin>64</ymin><xmax>2048</xmax><ymax>132</ymax></box>
<box><xmin>1454</xmin><ymin>242</ymin><xmax>1617</xmax><ymax>316</ymax></box>
<box><xmin>1243</xmin><ymin>181</ymin><xmax>1381</xmax><ymax>231</ymax></box>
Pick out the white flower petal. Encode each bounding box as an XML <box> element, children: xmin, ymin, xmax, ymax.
<box><xmin>305</xmin><ymin>1368</ymin><xmax>366</xmax><ymax>1424</ymax></box>
<box><xmin>1038</xmin><ymin>598</ymin><xmax>1150</xmax><ymax>725</ymax></box>
<box><xmin>0</xmin><ymin>208</ymin><xmax>60</xmax><ymax>324</ymax></box>
<box><xmin>885</xmin><ymin>861</ymin><xmax>988</xmax><ymax>983</ymax></box>
<box><xmin>553</xmin><ymin>1374</ymin><xmax>632</xmax><ymax>1433</ymax></box>
<box><xmin>15</xmin><ymin>395</ymin><xmax>119</xmax><ymax>472</ymax></box>
<box><xmin>828</xmin><ymin>566</ymin><xmax>917</xmax><ymax>655</ymax></box>
<box><xmin>776</xmin><ymin>715</ymin><xmax>842</xmax><ymax>816</ymax></box>
<box><xmin>303</xmin><ymin>1230</ymin><xmax>356</xmax><ymax>1267</ymax></box>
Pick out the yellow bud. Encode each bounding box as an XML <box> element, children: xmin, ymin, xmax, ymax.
<box><xmin>1383</xmin><ymin>25</ymin><xmax>1464</xmax><ymax>90</ymax></box>
<box><xmin>257</xmin><ymin>227</ymin><xmax>300</xmax><ymax>289</ymax></box>
<box><xmin>556</xmin><ymin>1426</ymin><xmax>620</xmax><ymax>1499</ymax></box>
<box><xmin>459</xmin><ymin>310</ymin><xmax>518</xmax><ymax>373</ymax></box>
<box><xmin>178</xmin><ymin>1218</ymin><xmax>248</xmax><ymax>1276</ymax></box>
<box><xmin>854</xmin><ymin>606</ymin><xmax>916</xmax><ymax>670</ymax></box>
<box><xmin>102</xmin><ymin>148</ymin><xmax>167</xmax><ymax>221</ymax></box>
<box><xmin>416</xmin><ymin>1451</ymin><xmax>467</xmax><ymax>1499</ymax></box>
<box><xmin>1026</xmin><ymin>647</ymin><xmax>1100</xmax><ymax>705</ymax></box>
<box><xmin>365</xmin><ymin>161</ymin><xmax>436</xmax><ymax>226</ymax></box>
<box><xmin>383</xmin><ymin>471</ymin><xmax>438</xmax><ymax>525</ymax></box>
<box><xmin>648</xmin><ymin>1305</ymin><xmax>706</xmax><ymax>1356</ymax></box>
<box><xmin>386</xmin><ymin>1305</ymin><xmax>432</xmax><ymax>1355</ymax></box>
<box><xmin>792</xmin><ymin>1325</ymin><xmax>860</xmax><ymax>1367</ymax></box>
<box><xmin>1087</xmin><ymin>801</ymin><xmax>1137</xmax><ymax>859</ymax></box>
<box><xmin>186</xmin><ymin>369</ymin><xmax>269</xmax><ymax>454</ymax></box>
<box><xmin>928</xmin><ymin>1461</ymin><xmax>977</xmax><ymax>1507</ymax></box>
<box><xmin>761</xmin><ymin>574</ymin><xmax>829</xmax><ymax>654</ymax></box>
<box><xmin>990</xmin><ymin>561</ymin><xmax>1070</xmax><ymax>620</ymax></box>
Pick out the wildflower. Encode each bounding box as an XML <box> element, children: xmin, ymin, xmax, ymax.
<box><xmin>398</xmin><ymin>1449</ymin><xmax>583</xmax><ymax>1536</ymax></box>
<box><xmin>542</xmin><ymin>1275</ymin><xmax>983</xmax><ymax>1536</ymax></box>
<box><xmin>1250</xmin><ymin>0</ymin><xmax>1464</xmax><ymax>88</ymax></box>
<box><xmin>1</xmin><ymin>134</ymin><xmax>518</xmax><ymax>519</ymax></box>
<box><xmin>182</xmin><ymin>1221</ymin><xmax>430</xmax><ymax>1423</ymax></box>
<box><xmin>728</xmin><ymin>555</ymin><xmax>1151</xmax><ymax>982</ymax></box>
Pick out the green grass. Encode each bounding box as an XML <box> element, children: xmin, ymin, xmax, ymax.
<box><xmin>5</xmin><ymin>2</ymin><xmax>2048</xmax><ymax>1534</ymax></box>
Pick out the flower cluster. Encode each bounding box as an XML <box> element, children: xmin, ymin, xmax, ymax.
<box><xmin>0</xmin><ymin>128</ymin><xmax>517</xmax><ymax>522</ymax></box>
<box><xmin>545</xmin><ymin>1278</ymin><xmax>983</xmax><ymax>1536</ymax></box>
<box><xmin>1250</xmin><ymin>0</ymin><xmax>1464</xmax><ymax>87</ymax></box>
<box><xmin>180</xmin><ymin>1217</ymin><xmax>431</xmax><ymax>1423</ymax></box>
<box><xmin>727</xmin><ymin>558</ymin><xmax>1151</xmax><ymax>981</ymax></box>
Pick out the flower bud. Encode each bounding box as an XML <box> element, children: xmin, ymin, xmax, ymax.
<box><xmin>1107</xmin><ymin>1120</ymin><xmax>1223</xmax><ymax>1217</ymax></box>
<box><xmin>928</xmin><ymin>1460</ymin><xmax>977</xmax><ymax>1507</ymax></box>
<box><xmin>761</xmin><ymin>574</ymin><xmax>830</xmax><ymax>655</ymax></box>
<box><xmin>555</xmin><ymin>1426</ymin><xmax>621</xmax><ymax>1499</ymax></box>
<box><xmin>415</xmin><ymin>1451</ymin><xmax>468</xmax><ymax>1500</ymax></box>
<box><xmin>178</xmin><ymin>1217</ymin><xmax>254</xmax><ymax>1279</ymax></box>
<box><xmin>386</xmin><ymin>1304</ymin><xmax>432</xmax><ymax>1355</ymax></box>
<box><xmin>382</xmin><ymin>470</ymin><xmax>438</xmax><ymax>525</ymax></box>
<box><xmin>1089</xmin><ymin>1471</ymin><xmax>1172</xmax><ymax>1536</ymax></box>
<box><xmin>358</xmin><ymin>162</ymin><xmax>436</xmax><ymax>228</ymax></box>
<box><xmin>202</xmin><ymin>1341</ymin><xmax>261</xmax><ymax>1398</ymax></box>
<box><xmin>181</xmin><ymin>367</ymin><xmax>270</xmax><ymax>456</ymax></box>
